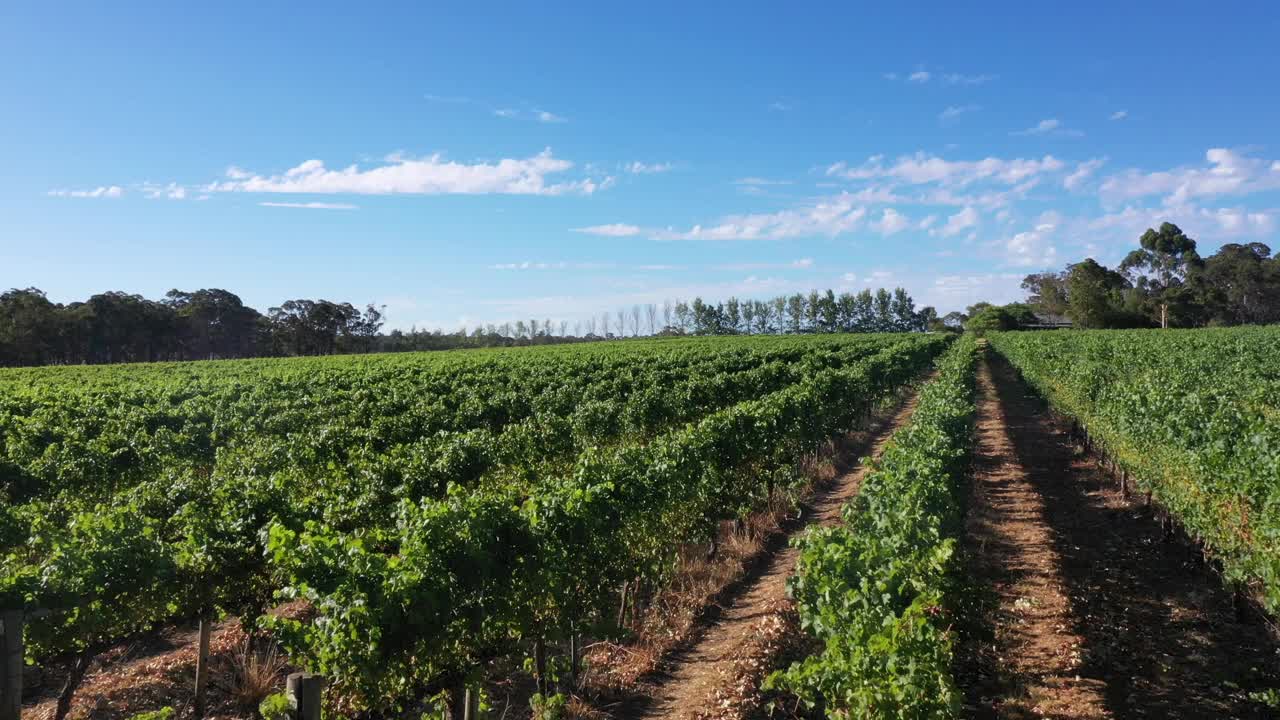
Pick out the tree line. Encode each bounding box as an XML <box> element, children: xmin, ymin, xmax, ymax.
<box><xmin>0</xmin><ymin>288</ymin><xmax>385</xmax><ymax>367</ymax></box>
<box><xmin>0</xmin><ymin>285</ymin><xmax>933</xmax><ymax>367</ymax></box>
<box><xmin>956</xmin><ymin>223</ymin><xmax>1280</xmax><ymax>332</ymax></box>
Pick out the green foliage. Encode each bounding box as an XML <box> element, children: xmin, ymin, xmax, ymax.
<box><xmin>964</xmin><ymin>304</ymin><xmax>1034</xmax><ymax>334</ymax></box>
<box><xmin>125</xmin><ymin>708</ymin><xmax>174</xmax><ymax>720</ymax></box>
<box><xmin>768</xmin><ymin>336</ymin><xmax>979</xmax><ymax>719</ymax></box>
<box><xmin>258</xmin><ymin>692</ymin><xmax>292</xmax><ymax>720</ymax></box>
<box><xmin>262</xmin><ymin>336</ymin><xmax>948</xmax><ymax>710</ymax></box>
<box><xmin>990</xmin><ymin>327</ymin><xmax>1280</xmax><ymax>615</ymax></box>
<box><xmin>530</xmin><ymin>692</ymin><xmax>568</xmax><ymax>720</ymax></box>
<box><xmin>0</xmin><ymin>333</ymin><xmax>947</xmax><ymax>713</ymax></box>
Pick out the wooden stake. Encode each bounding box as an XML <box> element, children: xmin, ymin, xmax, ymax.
<box><xmin>286</xmin><ymin>673</ymin><xmax>325</xmax><ymax>720</ymax></box>
<box><xmin>534</xmin><ymin>637</ymin><xmax>547</xmax><ymax>696</ymax></box>
<box><xmin>1</xmin><ymin>610</ymin><xmax>21</xmax><ymax>720</ymax></box>
<box><xmin>568</xmin><ymin>621</ymin><xmax>580</xmax><ymax>689</ymax></box>
<box><xmin>194</xmin><ymin>616</ymin><xmax>212</xmax><ymax>718</ymax></box>
<box><xmin>616</xmin><ymin>581</ymin><xmax>629</xmax><ymax>630</ymax></box>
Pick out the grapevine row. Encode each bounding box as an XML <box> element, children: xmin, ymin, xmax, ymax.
<box><xmin>769</xmin><ymin>335</ymin><xmax>979</xmax><ymax>718</ymax></box>
<box><xmin>989</xmin><ymin>327</ymin><xmax>1280</xmax><ymax>615</ymax></box>
<box><xmin>260</xmin><ymin>336</ymin><xmax>948</xmax><ymax>711</ymax></box>
<box><xmin>0</xmin><ymin>334</ymin><xmax>944</xmax><ymax>714</ymax></box>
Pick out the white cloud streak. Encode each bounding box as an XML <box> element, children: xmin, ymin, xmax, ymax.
<box><xmin>1012</xmin><ymin>118</ymin><xmax>1084</xmax><ymax>137</ymax></box>
<box><xmin>938</xmin><ymin>206</ymin><xmax>979</xmax><ymax>237</ymax></box>
<box><xmin>1064</xmin><ymin>158</ymin><xmax>1107</xmax><ymax>191</ymax></box>
<box><xmin>207</xmin><ymin>149</ymin><xmax>607</xmax><ymax>197</ymax></box>
<box><xmin>942</xmin><ymin>72</ymin><xmax>997</xmax><ymax>85</ymax></box>
<box><xmin>47</xmin><ymin>186</ymin><xmax>123</xmax><ymax>198</ymax></box>
<box><xmin>572</xmin><ymin>223</ymin><xmax>642</xmax><ymax>237</ymax></box>
<box><xmin>939</xmin><ymin>104</ymin><xmax>981</xmax><ymax>121</ymax></box>
<box><xmin>1099</xmin><ymin>148</ymin><xmax>1280</xmax><ymax>206</ymax></box>
<box><xmin>827</xmin><ymin>152</ymin><xmax>1065</xmax><ymax>186</ymax></box>
<box><xmin>259</xmin><ymin>201</ymin><xmax>358</xmax><ymax>210</ymax></box>
<box><xmin>625</xmin><ymin>161</ymin><xmax>675</xmax><ymax>174</ymax></box>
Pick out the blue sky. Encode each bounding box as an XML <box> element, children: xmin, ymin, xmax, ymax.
<box><xmin>4</xmin><ymin>1</ymin><xmax>1279</xmax><ymax>330</ymax></box>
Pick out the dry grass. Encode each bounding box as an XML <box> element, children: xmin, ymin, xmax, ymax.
<box><xmin>225</xmin><ymin>640</ymin><xmax>288</xmax><ymax>710</ymax></box>
<box><xmin>692</xmin><ymin>600</ymin><xmax>802</xmax><ymax>720</ymax></box>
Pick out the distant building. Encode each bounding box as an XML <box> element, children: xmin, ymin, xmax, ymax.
<box><xmin>1025</xmin><ymin>312</ymin><xmax>1073</xmax><ymax>329</ymax></box>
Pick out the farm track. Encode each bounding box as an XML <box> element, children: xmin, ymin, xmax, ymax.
<box><xmin>614</xmin><ymin>386</ymin><xmax>925</xmax><ymax>720</ymax></box>
<box><xmin>960</xmin><ymin>353</ymin><xmax>1280</xmax><ymax>719</ymax></box>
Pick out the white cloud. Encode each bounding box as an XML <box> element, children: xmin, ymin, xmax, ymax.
<box><xmin>489</xmin><ymin>261</ymin><xmax>614</xmax><ymax>271</ymax></box>
<box><xmin>942</xmin><ymin>73</ymin><xmax>996</xmax><ymax>85</ymax></box>
<box><xmin>207</xmin><ymin>149</ymin><xmax>605</xmax><ymax>197</ymax></box>
<box><xmin>493</xmin><ymin>108</ymin><xmax>518</xmax><ymax>118</ymax></box>
<box><xmin>1064</xmin><ymin>157</ymin><xmax>1107</xmax><ymax>191</ymax></box>
<box><xmin>625</xmin><ymin>161</ymin><xmax>674</xmax><ymax>174</ymax></box>
<box><xmin>921</xmin><ymin>273</ymin><xmax>1024</xmax><ymax>310</ymax></box>
<box><xmin>734</xmin><ymin>177</ymin><xmax>793</xmax><ymax>186</ymax></box>
<box><xmin>1207</xmin><ymin>207</ymin><xmax>1276</xmax><ymax>235</ymax></box>
<box><xmin>572</xmin><ymin>223</ymin><xmax>642</xmax><ymax>237</ymax></box>
<box><xmin>1110</xmin><ymin>110</ymin><xmax>1128</xmax><ymax>121</ymax></box>
<box><xmin>908</xmin><ymin>70</ymin><xmax>931</xmax><ymax>83</ymax></box>
<box><xmin>143</xmin><ymin>182</ymin><xmax>187</xmax><ymax>200</ymax></box>
<box><xmin>769</xmin><ymin>101</ymin><xmax>791</xmax><ymax>111</ymax></box>
<box><xmin>827</xmin><ymin>152</ymin><xmax>1065</xmax><ymax>186</ymax></box>
<box><xmin>259</xmin><ymin>201</ymin><xmax>358</xmax><ymax>210</ymax></box>
<box><xmin>939</xmin><ymin>104</ymin><xmax>980</xmax><ymax>121</ymax></box>
<box><xmin>918</xmin><ymin>214</ymin><xmax>938</xmax><ymax>230</ymax></box>
<box><xmin>653</xmin><ymin>193</ymin><xmax>869</xmax><ymax>240</ymax></box>
<box><xmin>1004</xmin><ymin>222</ymin><xmax>1059</xmax><ymax>267</ymax></box>
<box><xmin>48</xmin><ymin>185</ymin><xmax>123</xmax><ymax>198</ymax></box>
<box><xmin>717</xmin><ymin>258</ymin><xmax>817</xmax><ymax>271</ymax></box>
<box><xmin>873</xmin><ymin>207</ymin><xmax>910</xmax><ymax>235</ymax></box>
<box><xmin>1099</xmin><ymin>148</ymin><xmax>1280</xmax><ymax>206</ymax></box>
<box><xmin>1012</xmin><ymin>118</ymin><xmax>1084</xmax><ymax>137</ymax></box>
<box><xmin>937</xmin><ymin>206</ymin><xmax>979</xmax><ymax>237</ymax></box>
<box><xmin>536</xmin><ymin>110</ymin><xmax>567</xmax><ymax>123</ymax></box>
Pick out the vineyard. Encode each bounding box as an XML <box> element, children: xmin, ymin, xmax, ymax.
<box><xmin>0</xmin><ymin>333</ymin><xmax>948</xmax><ymax>716</ymax></box>
<box><xmin>5</xmin><ymin>327</ymin><xmax>1280</xmax><ymax>719</ymax></box>
<box><xmin>989</xmin><ymin>327</ymin><xmax>1280</xmax><ymax>615</ymax></box>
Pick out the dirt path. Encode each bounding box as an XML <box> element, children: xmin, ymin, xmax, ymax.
<box><xmin>619</xmin><ymin>390</ymin><xmax>923</xmax><ymax>720</ymax></box>
<box><xmin>961</xmin><ymin>354</ymin><xmax>1280</xmax><ymax>719</ymax></box>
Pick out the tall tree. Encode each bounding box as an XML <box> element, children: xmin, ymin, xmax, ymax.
<box><xmin>1065</xmin><ymin>259</ymin><xmax>1132</xmax><ymax>329</ymax></box>
<box><xmin>1201</xmin><ymin>242</ymin><xmax>1280</xmax><ymax>325</ymax></box>
<box><xmin>786</xmin><ymin>294</ymin><xmax>806</xmax><ymax>333</ymax></box>
<box><xmin>1120</xmin><ymin>222</ymin><xmax>1203</xmax><ymax>328</ymax></box>
<box><xmin>890</xmin><ymin>288</ymin><xmax>916</xmax><ymax>331</ymax></box>
<box><xmin>0</xmin><ymin>288</ymin><xmax>60</xmax><ymax>366</ymax></box>
<box><xmin>1020</xmin><ymin>271</ymin><xmax>1070</xmax><ymax>317</ymax></box>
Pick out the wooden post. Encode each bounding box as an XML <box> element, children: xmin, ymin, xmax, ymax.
<box><xmin>1</xmin><ymin>610</ymin><xmax>21</xmax><ymax>720</ymax></box>
<box><xmin>463</xmin><ymin>688</ymin><xmax>475</xmax><ymax>720</ymax></box>
<box><xmin>533</xmin><ymin>637</ymin><xmax>547</xmax><ymax>696</ymax></box>
<box><xmin>193</xmin><ymin>616</ymin><xmax>212</xmax><ymax>719</ymax></box>
<box><xmin>616</xmin><ymin>581</ymin><xmax>629</xmax><ymax>630</ymax></box>
<box><xmin>449</xmin><ymin>683</ymin><xmax>468</xmax><ymax>720</ymax></box>
<box><xmin>568</xmin><ymin>624</ymin><xmax>580</xmax><ymax>689</ymax></box>
<box><xmin>286</xmin><ymin>673</ymin><xmax>325</xmax><ymax>720</ymax></box>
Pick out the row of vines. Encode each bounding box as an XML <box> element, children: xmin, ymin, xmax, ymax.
<box><xmin>989</xmin><ymin>327</ymin><xmax>1280</xmax><ymax>615</ymax></box>
<box><xmin>770</xmin><ymin>335</ymin><xmax>978</xmax><ymax>718</ymax></box>
<box><xmin>0</xmin><ymin>333</ymin><xmax>948</xmax><ymax>714</ymax></box>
